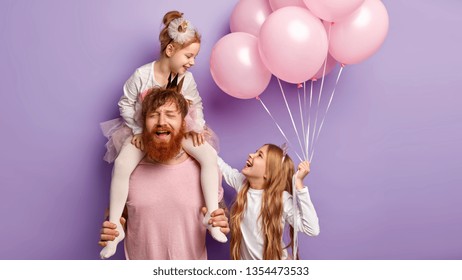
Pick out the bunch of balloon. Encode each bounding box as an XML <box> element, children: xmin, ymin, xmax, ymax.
<box><xmin>210</xmin><ymin>0</ymin><xmax>389</xmax><ymax>161</ymax></box>
<box><xmin>304</xmin><ymin>0</ymin><xmax>389</xmax><ymax>161</ymax></box>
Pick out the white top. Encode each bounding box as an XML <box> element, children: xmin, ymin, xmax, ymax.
<box><xmin>218</xmin><ymin>157</ymin><xmax>320</xmax><ymax>260</ymax></box>
<box><xmin>118</xmin><ymin>61</ymin><xmax>205</xmax><ymax>134</ymax></box>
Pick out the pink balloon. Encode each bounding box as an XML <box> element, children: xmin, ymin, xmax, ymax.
<box><xmin>329</xmin><ymin>0</ymin><xmax>389</xmax><ymax>65</ymax></box>
<box><xmin>230</xmin><ymin>0</ymin><xmax>272</xmax><ymax>37</ymax></box>
<box><xmin>258</xmin><ymin>7</ymin><xmax>328</xmax><ymax>84</ymax></box>
<box><xmin>269</xmin><ymin>0</ymin><xmax>306</xmax><ymax>11</ymax></box>
<box><xmin>312</xmin><ymin>53</ymin><xmax>338</xmax><ymax>80</ymax></box>
<box><xmin>210</xmin><ymin>33</ymin><xmax>272</xmax><ymax>99</ymax></box>
<box><xmin>303</xmin><ymin>0</ymin><xmax>365</xmax><ymax>22</ymax></box>
<box><xmin>309</xmin><ymin>21</ymin><xmax>338</xmax><ymax>80</ymax></box>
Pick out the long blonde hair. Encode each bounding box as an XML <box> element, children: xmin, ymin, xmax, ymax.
<box><xmin>230</xmin><ymin>144</ymin><xmax>295</xmax><ymax>260</ymax></box>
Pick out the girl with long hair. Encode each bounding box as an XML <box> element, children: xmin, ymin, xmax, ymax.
<box><xmin>218</xmin><ymin>144</ymin><xmax>320</xmax><ymax>260</ymax></box>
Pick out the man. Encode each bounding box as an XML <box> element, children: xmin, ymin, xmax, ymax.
<box><xmin>99</xmin><ymin>87</ymin><xmax>229</xmax><ymax>259</ymax></box>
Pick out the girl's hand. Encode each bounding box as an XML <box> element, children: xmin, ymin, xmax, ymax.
<box><xmin>295</xmin><ymin>161</ymin><xmax>310</xmax><ymax>190</ymax></box>
<box><xmin>131</xmin><ymin>134</ymin><xmax>144</xmax><ymax>151</ymax></box>
<box><xmin>185</xmin><ymin>131</ymin><xmax>205</xmax><ymax>147</ymax></box>
<box><xmin>296</xmin><ymin>161</ymin><xmax>311</xmax><ymax>180</ymax></box>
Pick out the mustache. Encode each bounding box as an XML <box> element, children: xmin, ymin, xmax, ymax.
<box><xmin>154</xmin><ymin>125</ymin><xmax>172</xmax><ymax>131</ymax></box>
<box><xmin>150</xmin><ymin>125</ymin><xmax>173</xmax><ymax>135</ymax></box>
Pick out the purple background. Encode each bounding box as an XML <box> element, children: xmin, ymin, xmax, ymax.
<box><xmin>0</xmin><ymin>0</ymin><xmax>461</xmax><ymax>260</ymax></box>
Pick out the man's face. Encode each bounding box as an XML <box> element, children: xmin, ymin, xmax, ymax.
<box><xmin>143</xmin><ymin>101</ymin><xmax>185</xmax><ymax>162</ymax></box>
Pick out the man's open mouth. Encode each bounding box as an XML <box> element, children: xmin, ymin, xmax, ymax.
<box><xmin>155</xmin><ymin>130</ymin><xmax>171</xmax><ymax>136</ymax></box>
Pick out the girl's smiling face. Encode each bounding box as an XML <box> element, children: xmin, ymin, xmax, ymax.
<box><xmin>242</xmin><ymin>145</ymin><xmax>269</xmax><ymax>184</ymax></box>
<box><xmin>167</xmin><ymin>42</ymin><xmax>200</xmax><ymax>75</ymax></box>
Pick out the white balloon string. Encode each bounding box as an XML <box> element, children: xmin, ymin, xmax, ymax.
<box><xmin>297</xmin><ymin>86</ymin><xmax>306</xmax><ymax>160</ymax></box>
<box><xmin>292</xmin><ymin>171</ymin><xmax>299</xmax><ymax>259</ymax></box>
<box><xmin>309</xmin><ymin>149</ymin><xmax>316</xmax><ymax>164</ymax></box>
<box><xmin>309</xmin><ymin>79</ymin><xmax>313</xmax><ymax>108</ymax></box>
<box><xmin>277</xmin><ymin>78</ymin><xmax>307</xmax><ymax>160</ymax></box>
<box><xmin>309</xmin><ymin>83</ymin><xmax>323</xmax><ymax>159</ymax></box>
<box><xmin>257</xmin><ymin>97</ymin><xmax>303</xmax><ymax>162</ymax></box>
<box><xmin>310</xmin><ymin>65</ymin><xmax>344</xmax><ymax>162</ymax></box>
<box><xmin>305</xmin><ymin>80</ymin><xmax>314</xmax><ymax>162</ymax></box>
<box><xmin>318</xmin><ymin>62</ymin><xmax>329</xmax><ymax>108</ymax></box>
<box><xmin>303</xmin><ymin>81</ymin><xmax>307</xmax><ymax>126</ymax></box>
<box><xmin>309</xmin><ymin>23</ymin><xmax>332</xmax><ymax>159</ymax></box>
<box><xmin>303</xmin><ymin>81</ymin><xmax>309</xmax><ymax>160</ymax></box>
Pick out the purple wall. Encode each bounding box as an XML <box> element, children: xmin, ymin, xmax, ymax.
<box><xmin>0</xmin><ymin>0</ymin><xmax>461</xmax><ymax>260</ymax></box>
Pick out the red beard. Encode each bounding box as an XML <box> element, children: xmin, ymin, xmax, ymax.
<box><xmin>142</xmin><ymin>124</ymin><xmax>185</xmax><ymax>162</ymax></box>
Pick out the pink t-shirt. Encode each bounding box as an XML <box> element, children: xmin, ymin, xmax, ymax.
<box><xmin>124</xmin><ymin>157</ymin><xmax>223</xmax><ymax>260</ymax></box>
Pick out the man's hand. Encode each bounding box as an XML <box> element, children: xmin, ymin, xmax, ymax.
<box><xmin>201</xmin><ymin>207</ymin><xmax>230</xmax><ymax>235</ymax></box>
<box><xmin>98</xmin><ymin>217</ymin><xmax>126</xmax><ymax>247</ymax></box>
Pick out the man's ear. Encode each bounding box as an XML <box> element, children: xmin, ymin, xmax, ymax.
<box><xmin>181</xmin><ymin>120</ymin><xmax>187</xmax><ymax>134</ymax></box>
<box><xmin>165</xmin><ymin>44</ymin><xmax>175</xmax><ymax>58</ymax></box>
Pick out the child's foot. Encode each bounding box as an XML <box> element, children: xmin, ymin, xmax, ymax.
<box><xmin>209</xmin><ymin>226</ymin><xmax>228</xmax><ymax>243</ymax></box>
<box><xmin>203</xmin><ymin>212</ymin><xmax>228</xmax><ymax>243</ymax></box>
<box><xmin>100</xmin><ymin>223</ymin><xmax>125</xmax><ymax>259</ymax></box>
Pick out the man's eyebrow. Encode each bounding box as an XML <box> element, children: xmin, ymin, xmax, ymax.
<box><xmin>164</xmin><ymin>109</ymin><xmax>179</xmax><ymax>114</ymax></box>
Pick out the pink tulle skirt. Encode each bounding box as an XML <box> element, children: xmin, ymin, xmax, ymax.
<box><xmin>100</xmin><ymin>107</ymin><xmax>219</xmax><ymax>163</ymax></box>
<box><xmin>100</xmin><ymin>118</ymin><xmax>132</xmax><ymax>163</ymax></box>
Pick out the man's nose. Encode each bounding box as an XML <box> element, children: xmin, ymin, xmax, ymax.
<box><xmin>157</xmin><ymin>113</ymin><xmax>166</xmax><ymax>125</ymax></box>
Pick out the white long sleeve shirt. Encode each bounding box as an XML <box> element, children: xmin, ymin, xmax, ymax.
<box><xmin>218</xmin><ymin>157</ymin><xmax>320</xmax><ymax>260</ymax></box>
<box><xmin>118</xmin><ymin>61</ymin><xmax>205</xmax><ymax>134</ymax></box>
